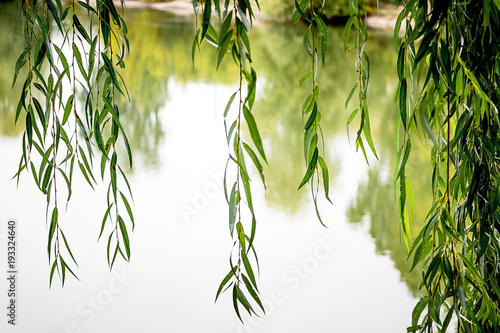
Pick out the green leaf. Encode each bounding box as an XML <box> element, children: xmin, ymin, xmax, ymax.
<box><xmin>419</xmin><ymin>107</ymin><xmax>437</xmax><ymax>147</ymax></box>
<box><xmin>361</xmin><ymin>112</ymin><xmax>378</xmax><ymax>160</ymax></box>
<box><xmin>205</xmin><ymin>23</ymin><xmax>219</xmax><ymax>46</ymax></box>
<box><xmin>57</xmin><ymin>168</ymin><xmax>72</xmax><ymax>203</ymax></box>
<box><xmin>60</xmin><ymin>256</ymin><xmax>79</xmax><ymax>281</ymax></box>
<box><xmin>405</xmin><ymin>177</ymin><xmax>415</xmax><ymax>226</ymax></box>
<box><xmin>317</xmin><ymin>156</ymin><xmax>332</xmax><ymax>203</ymax></box>
<box><xmin>217</xmin><ymin>28</ymin><xmax>233</xmax><ymax>70</ymax></box>
<box><xmin>245</xmin><ymin>68</ymin><xmax>257</xmax><ymax>109</ymax></box>
<box><xmin>241</xmin><ymin>250</ymin><xmax>257</xmax><ymax>290</ymax></box>
<box><xmin>215</xmin><ymin>269</ymin><xmax>235</xmax><ymax>302</ymax></box>
<box><xmin>12</xmin><ymin>49</ymin><xmax>28</xmax><ymax>88</ymax></box>
<box><xmin>303</xmin><ymin>27</ymin><xmax>313</xmax><ymax>58</ymax></box>
<box><xmin>399</xmin><ymin>78</ymin><xmax>407</xmax><ymax>129</ymax></box>
<box><xmin>345</xmin><ymin>83</ymin><xmax>358</xmax><ymax>110</ymax></box>
<box><xmin>78</xmin><ymin>146</ymin><xmax>96</xmax><ymax>183</ymax></box>
<box><xmin>235</xmin><ymin>284</ymin><xmax>254</xmax><ymax>316</ymax></box>
<box><xmin>219</xmin><ymin>11</ymin><xmax>233</xmax><ymax>46</ymax></box>
<box><xmin>298</xmin><ymin>147</ymin><xmax>318</xmax><ymax>190</ymax></box>
<box><xmin>414</xmin><ymin>29</ymin><xmax>436</xmax><ymax>64</ymax></box>
<box><xmin>32</xmin><ymin>97</ymin><xmax>46</xmax><ymax>131</ymax></box>
<box><xmin>304</xmin><ymin>102</ymin><xmax>317</xmax><ymax>130</ymax></box>
<box><xmin>62</xmin><ymin>94</ymin><xmax>74</xmax><ymax>125</ymax></box>
<box><xmin>302</xmin><ymin>93</ymin><xmax>314</xmax><ymax>114</ymax></box>
<box><xmin>42</xmin><ymin>164</ymin><xmax>53</xmax><ymax>194</ymax></box>
<box><xmin>118</xmin><ymin>215</ymin><xmax>131</xmax><ymax>259</ymax></box>
<box><xmin>78</xmin><ymin>162</ymin><xmax>95</xmax><ymax>189</ymax></box>
<box><xmin>60</xmin><ymin>229</ymin><xmax>78</xmax><ymax>266</ymax></box>
<box><xmin>299</xmin><ymin>71</ymin><xmax>312</xmax><ymax>86</ymax></box>
<box><xmin>224</xmin><ymin>92</ymin><xmax>237</xmax><ymax>117</ymax></box>
<box><xmin>232</xmin><ymin>285</ymin><xmax>244</xmax><ymax>323</ymax></box>
<box><xmin>237</xmin><ymin>3</ymin><xmax>251</xmax><ymax>33</ymax></box>
<box><xmin>320</xmin><ymin>35</ymin><xmax>328</xmax><ymax>66</ymax></box>
<box><xmin>229</xmin><ymin>182</ymin><xmax>237</xmax><ymax>235</ymax></box>
<box><xmin>77</xmin><ymin>1</ymin><xmax>97</xmax><ymax>14</ymax></box>
<box><xmin>307</xmin><ymin>133</ymin><xmax>318</xmax><ymax>163</ymax></box>
<box><xmin>48</xmin><ymin>207</ymin><xmax>58</xmax><ymax>258</ymax></box>
<box><xmin>73</xmin><ymin>14</ymin><xmax>91</xmax><ymax>43</ymax></box>
<box><xmin>241</xmin><ymin>273</ymin><xmax>265</xmax><ymax>313</ymax></box>
<box><xmin>292</xmin><ymin>0</ymin><xmax>310</xmax><ymax>24</ymax></box>
<box><xmin>49</xmin><ymin>259</ymin><xmax>57</xmax><ymax>287</ymax></box>
<box><xmin>243</xmin><ymin>107</ymin><xmax>267</xmax><ymax>164</ymax></box>
<box><xmin>72</xmin><ymin>42</ymin><xmax>88</xmax><ymax>82</ymax></box>
<box><xmin>201</xmin><ymin>0</ymin><xmax>212</xmax><ymax>41</ymax></box>
<box><xmin>120</xmin><ymin>191</ymin><xmax>135</xmax><ymax>229</ymax></box>
<box><xmin>410</xmin><ymin>296</ymin><xmax>429</xmax><ymax>329</ymax></box>
<box><xmin>242</xmin><ymin>142</ymin><xmax>266</xmax><ymax>189</ymax></box>
<box><xmin>239</xmin><ymin>158</ymin><xmax>254</xmax><ymax>212</ymax></box>
<box><xmin>397</xmin><ymin>139</ymin><xmax>411</xmax><ymax>181</ymax></box>
<box><xmin>98</xmin><ymin>204</ymin><xmax>112</xmax><ymax>240</ymax></box>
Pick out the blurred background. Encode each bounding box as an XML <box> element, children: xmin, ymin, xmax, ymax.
<box><xmin>0</xmin><ymin>1</ymin><xmax>432</xmax><ymax>332</ymax></box>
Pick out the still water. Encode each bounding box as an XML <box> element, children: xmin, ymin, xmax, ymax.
<box><xmin>0</xmin><ymin>2</ymin><xmax>432</xmax><ymax>332</ymax></box>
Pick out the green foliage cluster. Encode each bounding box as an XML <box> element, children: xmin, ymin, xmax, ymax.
<box><xmin>13</xmin><ymin>0</ymin><xmax>134</xmax><ymax>285</ymax></box>
<box><xmin>396</xmin><ymin>0</ymin><xmax>500</xmax><ymax>331</ymax></box>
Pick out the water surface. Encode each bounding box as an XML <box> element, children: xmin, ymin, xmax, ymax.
<box><xmin>0</xmin><ymin>3</ymin><xmax>431</xmax><ymax>332</ymax></box>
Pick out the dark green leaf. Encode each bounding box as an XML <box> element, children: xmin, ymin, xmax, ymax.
<box><xmin>62</xmin><ymin>95</ymin><xmax>74</xmax><ymax>125</ymax></box>
<box><xmin>243</xmin><ymin>107</ymin><xmax>267</xmax><ymax>164</ymax></box>
<box><xmin>242</xmin><ymin>142</ymin><xmax>266</xmax><ymax>189</ymax></box>
<box><xmin>292</xmin><ymin>0</ymin><xmax>310</xmax><ymax>24</ymax></box>
<box><xmin>118</xmin><ymin>215</ymin><xmax>131</xmax><ymax>259</ymax></box>
<box><xmin>298</xmin><ymin>147</ymin><xmax>318</xmax><ymax>190</ymax></box>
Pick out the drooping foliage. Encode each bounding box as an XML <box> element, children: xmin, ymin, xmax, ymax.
<box><xmin>192</xmin><ymin>0</ymin><xmax>267</xmax><ymax>321</ymax></box>
<box><xmin>293</xmin><ymin>0</ymin><xmax>333</xmax><ymax>224</ymax></box>
<box><xmin>13</xmin><ymin>0</ymin><xmax>134</xmax><ymax>285</ymax></box>
<box><xmin>395</xmin><ymin>0</ymin><xmax>500</xmax><ymax>331</ymax></box>
<box><xmin>10</xmin><ymin>0</ymin><xmax>500</xmax><ymax>330</ymax></box>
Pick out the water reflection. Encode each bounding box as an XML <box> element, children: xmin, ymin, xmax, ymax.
<box><xmin>0</xmin><ymin>1</ymin><xmax>24</xmax><ymax>136</ymax></box>
<box><xmin>0</xmin><ymin>3</ymin><xmax>431</xmax><ymax>327</ymax></box>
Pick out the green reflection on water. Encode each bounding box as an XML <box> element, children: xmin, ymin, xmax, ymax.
<box><xmin>0</xmin><ymin>1</ymin><xmax>24</xmax><ymax>136</ymax></box>
<box><xmin>0</xmin><ymin>4</ymin><xmax>432</xmax><ymax>294</ymax></box>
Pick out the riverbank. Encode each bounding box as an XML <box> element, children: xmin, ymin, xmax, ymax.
<box><xmin>365</xmin><ymin>3</ymin><xmax>402</xmax><ymax>30</ymax></box>
<box><xmin>115</xmin><ymin>0</ymin><xmax>194</xmax><ymax>16</ymax></box>
<box><xmin>114</xmin><ymin>0</ymin><xmax>402</xmax><ymax>31</ymax></box>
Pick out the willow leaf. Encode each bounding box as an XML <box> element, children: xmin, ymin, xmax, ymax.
<box><xmin>215</xmin><ymin>268</ymin><xmax>235</xmax><ymax>302</ymax></box>
<box><xmin>242</xmin><ymin>142</ymin><xmax>266</xmax><ymax>189</ymax></box>
<box><xmin>298</xmin><ymin>147</ymin><xmax>318</xmax><ymax>190</ymax></box>
<box><xmin>317</xmin><ymin>156</ymin><xmax>332</xmax><ymax>203</ymax></box>
<box><xmin>241</xmin><ymin>273</ymin><xmax>265</xmax><ymax>313</ymax></box>
<box><xmin>243</xmin><ymin>107</ymin><xmax>267</xmax><ymax>164</ymax></box>
<box><xmin>118</xmin><ymin>215</ymin><xmax>130</xmax><ymax>259</ymax></box>
<box><xmin>229</xmin><ymin>182</ymin><xmax>237</xmax><ymax>235</ymax></box>
<box><xmin>48</xmin><ymin>207</ymin><xmax>58</xmax><ymax>258</ymax></box>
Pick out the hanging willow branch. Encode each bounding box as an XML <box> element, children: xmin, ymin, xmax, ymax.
<box><xmin>193</xmin><ymin>0</ymin><xmax>266</xmax><ymax>321</ymax></box>
<box><xmin>293</xmin><ymin>0</ymin><xmax>332</xmax><ymax>226</ymax></box>
<box><xmin>344</xmin><ymin>0</ymin><xmax>378</xmax><ymax>164</ymax></box>
<box><xmin>13</xmin><ymin>0</ymin><xmax>134</xmax><ymax>285</ymax></box>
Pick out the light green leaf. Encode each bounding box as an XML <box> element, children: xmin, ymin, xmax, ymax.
<box><xmin>229</xmin><ymin>182</ymin><xmax>237</xmax><ymax>235</ymax></box>
<box><xmin>299</xmin><ymin>71</ymin><xmax>312</xmax><ymax>86</ymax></box>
